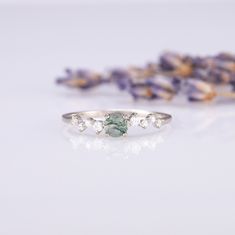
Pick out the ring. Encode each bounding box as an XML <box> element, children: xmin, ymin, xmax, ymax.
<box><xmin>62</xmin><ymin>109</ymin><xmax>172</xmax><ymax>137</ymax></box>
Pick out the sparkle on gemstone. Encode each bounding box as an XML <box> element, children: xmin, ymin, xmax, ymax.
<box><xmin>93</xmin><ymin>120</ymin><xmax>104</xmax><ymax>134</ymax></box>
<box><xmin>127</xmin><ymin>113</ymin><xmax>139</xmax><ymax>126</ymax></box>
<box><xmin>71</xmin><ymin>114</ymin><xmax>80</xmax><ymax>125</ymax></box>
<box><xmin>139</xmin><ymin>119</ymin><xmax>148</xmax><ymax>128</ymax></box>
<box><xmin>77</xmin><ymin>121</ymin><xmax>87</xmax><ymax>132</ymax></box>
<box><xmin>104</xmin><ymin>112</ymin><xmax>128</xmax><ymax>137</ymax></box>
<box><xmin>146</xmin><ymin>114</ymin><xmax>156</xmax><ymax>123</ymax></box>
<box><xmin>84</xmin><ymin>117</ymin><xmax>95</xmax><ymax>127</ymax></box>
<box><xmin>154</xmin><ymin>119</ymin><xmax>163</xmax><ymax>128</ymax></box>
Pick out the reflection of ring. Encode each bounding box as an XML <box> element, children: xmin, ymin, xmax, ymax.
<box><xmin>62</xmin><ymin>109</ymin><xmax>172</xmax><ymax>137</ymax></box>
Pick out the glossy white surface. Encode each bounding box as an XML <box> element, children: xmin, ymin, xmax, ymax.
<box><xmin>0</xmin><ymin>3</ymin><xmax>235</xmax><ymax>235</ymax></box>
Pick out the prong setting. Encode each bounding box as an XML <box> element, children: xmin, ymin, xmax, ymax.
<box><xmin>139</xmin><ymin>118</ymin><xmax>149</xmax><ymax>129</ymax></box>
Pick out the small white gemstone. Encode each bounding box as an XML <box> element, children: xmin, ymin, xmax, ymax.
<box><xmin>104</xmin><ymin>113</ymin><xmax>110</xmax><ymax>119</ymax></box>
<box><xmin>93</xmin><ymin>120</ymin><xmax>104</xmax><ymax>133</ymax></box>
<box><xmin>128</xmin><ymin>113</ymin><xmax>139</xmax><ymax>126</ymax></box>
<box><xmin>71</xmin><ymin>114</ymin><xmax>80</xmax><ymax>125</ymax></box>
<box><xmin>122</xmin><ymin>113</ymin><xmax>129</xmax><ymax>120</ymax></box>
<box><xmin>154</xmin><ymin>119</ymin><xmax>163</xmax><ymax>128</ymax></box>
<box><xmin>84</xmin><ymin>118</ymin><xmax>95</xmax><ymax>127</ymax></box>
<box><xmin>139</xmin><ymin>119</ymin><xmax>148</xmax><ymax>128</ymax></box>
<box><xmin>147</xmin><ymin>114</ymin><xmax>156</xmax><ymax>123</ymax></box>
<box><xmin>77</xmin><ymin>121</ymin><xmax>87</xmax><ymax>132</ymax></box>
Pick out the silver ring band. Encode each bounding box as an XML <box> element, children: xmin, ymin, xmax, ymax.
<box><xmin>62</xmin><ymin>109</ymin><xmax>172</xmax><ymax>137</ymax></box>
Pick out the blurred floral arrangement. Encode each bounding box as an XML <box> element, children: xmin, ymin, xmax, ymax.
<box><xmin>56</xmin><ymin>52</ymin><xmax>235</xmax><ymax>102</ymax></box>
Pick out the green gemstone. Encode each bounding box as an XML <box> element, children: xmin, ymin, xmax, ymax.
<box><xmin>104</xmin><ymin>112</ymin><xmax>128</xmax><ymax>137</ymax></box>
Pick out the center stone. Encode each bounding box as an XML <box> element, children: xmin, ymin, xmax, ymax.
<box><xmin>104</xmin><ymin>112</ymin><xmax>128</xmax><ymax>137</ymax></box>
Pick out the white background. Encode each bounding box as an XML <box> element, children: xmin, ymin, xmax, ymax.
<box><xmin>0</xmin><ymin>0</ymin><xmax>234</xmax><ymax>4</ymax></box>
<box><xmin>0</xmin><ymin>2</ymin><xmax>235</xmax><ymax>235</ymax></box>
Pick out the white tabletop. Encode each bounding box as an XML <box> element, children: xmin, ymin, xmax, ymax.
<box><xmin>0</xmin><ymin>3</ymin><xmax>235</xmax><ymax>235</ymax></box>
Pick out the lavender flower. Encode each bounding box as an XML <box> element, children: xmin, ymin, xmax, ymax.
<box><xmin>147</xmin><ymin>76</ymin><xmax>180</xmax><ymax>93</ymax></box>
<box><xmin>129</xmin><ymin>84</ymin><xmax>155</xmax><ymax>100</ymax></box>
<box><xmin>56</xmin><ymin>69</ymin><xmax>104</xmax><ymax>89</ymax></box>
<box><xmin>56</xmin><ymin>51</ymin><xmax>235</xmax><ymax>102</ymax></box>
<box><xmin>186</xmin><ymin>79</ymin><xmax>216</xmax><ymax>101</ymax></box>
<box><xmin>159</xmin><ymin>52</ymin><xmax>182</xmax><ymax>71</ymax></box>
<box><xmin>109</xmin><ymin>69</ymin><xmax>131</xmax><ymax>90</ymax></box>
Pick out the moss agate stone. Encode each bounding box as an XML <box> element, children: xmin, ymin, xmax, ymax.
<box><xmin>104</xmin><ymin>113</ymin><xmax>128</xmax><ymax>137</ymax></box>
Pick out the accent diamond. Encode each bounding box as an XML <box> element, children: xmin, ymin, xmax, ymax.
<box><xmin>93</xmin><ymin>120</ymin><xmax>104</xmax><ymax>134</ymax></box>
<box><xmin>139</xmin><ymin>118</ymin><xmax>148</xmax><ymax>128</ymax></box>
<box><xmin>154</xmin><ymin>119</ymin><xmax>163</xmax><ymax>128</ymax></box>
<box><xmin>85</xmin><ymin>117</ymin><xmax>95</xmax><ymax>127</ymax></box>
<box><xmin>146</xmin><ymin>114</ymin><xmax>156</xmax><ymax>123</ymax></box>
<box><xmin>77</xmin><ymin>121</ymin><xmax>87</xmax><ymax>132</ymax></box>
<box><xmin>127</xmin><ymin>113</ymin><xmax>139</xmax><ymax>126</ymax></box>
<box><xmin>71</xmin><ymin>114</ymin><xmax>80</xmax><ymax>125</ymax></box>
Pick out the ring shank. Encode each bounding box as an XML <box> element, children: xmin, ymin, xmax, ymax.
<box><xmin>62</xmin><ymin>109</ymin><xmax>172</xmax><ymax>124</ymax></box>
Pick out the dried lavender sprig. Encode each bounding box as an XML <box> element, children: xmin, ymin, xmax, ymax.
<box><xmin>56</xmin><ymin>68</ymin><xmax>109</xmax><ymax>89</ymax></box>
<box><xmin>56</xmin><ymin>52</ymin><xmax>235</xmax><ymax>102</ymax></box>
